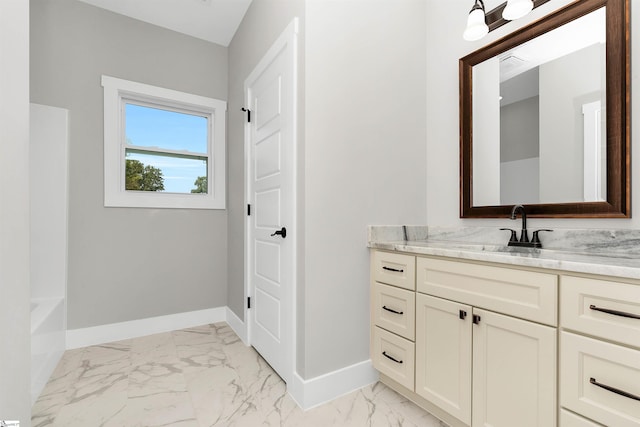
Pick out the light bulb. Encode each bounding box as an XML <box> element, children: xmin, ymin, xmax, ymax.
<box><xmin>502</xmin><ymin>0</ymin><xmax>534</xmax><ymax>21</ymax></box>
<box><xmin>463</xmin><ymin>5</ymin><xmax>489</xmax><ymax>41</ymax></box>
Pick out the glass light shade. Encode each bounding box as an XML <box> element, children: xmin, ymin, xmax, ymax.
<box><xmin>463</xmin><ymin>8</ymin><xmax>489</xmax><ymax>41</ymax></box>
<box><xmin>502</xmin><ymin>0</ymin><xmax>534</xmax><ymax>20</ymax></box>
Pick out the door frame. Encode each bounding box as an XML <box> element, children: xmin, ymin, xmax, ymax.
<box><xmin>243</xmin><ymin>18</ymin><xmax>299</xmax><ymax>384</ymax></box>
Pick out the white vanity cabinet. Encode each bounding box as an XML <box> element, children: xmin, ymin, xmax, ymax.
<box><xmin>370</xmin><ymin>251</ymin><xmax>416</xmax><ymax>390</ymax></box>
<box><xmin>370</xmin><ymin>250</ymin><xmax>558</xmax><ymax>427</ymax></box>
<box><xmin>415</xmin><ymin>257</ymin><xmax>557</xmax><ymax>427</ymax></box>
<box><xmin>559</xmin><ymin>275</ymin><xmax>640</xmax><ymax>427</ymax></box>
<box><xmin>370</xmin><ymin>237</ymin><xmax>640</xmax><ymax>427</ymax></box>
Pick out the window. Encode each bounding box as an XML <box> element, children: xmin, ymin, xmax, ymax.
<box><xmin>102</xmin><ymin>75</ymin><xmax>226</xmax><ymax>209</ymax></box>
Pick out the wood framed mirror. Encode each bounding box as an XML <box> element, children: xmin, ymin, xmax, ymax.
<box><xmin>460</xmin><ymin>0</ymin><xmax>630</xmax><ymax>218</ymax></box>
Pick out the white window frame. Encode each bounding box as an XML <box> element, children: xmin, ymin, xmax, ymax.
<box><xmin>102</xmin><ymin>75</ymin><xmax>226</xmax><ymax>209</ymax></box>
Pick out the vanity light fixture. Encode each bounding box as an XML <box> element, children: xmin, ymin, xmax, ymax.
<box><xmin>464</xmin><ymin>0</ymin><xmax>547</xmax><ymax>41</ymax></box>
<box><xmin>502</xmin><ymin>0</ymin><xmax>534</xmax><ymax>20</ymax></box>
<box><xmin>463</xmin><ymin>0</ymin><xmax>489</xmax><ymax>41</ymax></box>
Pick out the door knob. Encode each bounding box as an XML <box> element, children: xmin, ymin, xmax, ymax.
<box><xmin>271</xmin><ymin>227</ymin><xmax>287</xmax><ymax>238</ymax></box>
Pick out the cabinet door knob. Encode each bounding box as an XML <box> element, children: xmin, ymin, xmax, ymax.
<box><xmin>459</xmin><ymin>310</ymin><xmax>467</xmax><ymax>320</ymax></box>
<box><xmin>472</xmin><ymin>314</ymin><xmax>481</xmax><ymax>324</ymax></box>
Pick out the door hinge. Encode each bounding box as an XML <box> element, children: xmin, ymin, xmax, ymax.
<box><xmin>247</xmin><ymin>297</ymin><xmax>251</xmax><ymax>309</ymax></box>
<box><xmin>241</xmin><ymin>107</ymin><xmax>251</xmax><ymax>123</ymax></box>
<box><xmin>247</xmin><ymin>204</ymin><xmax>251</xmax><ymax>216</ymax></box>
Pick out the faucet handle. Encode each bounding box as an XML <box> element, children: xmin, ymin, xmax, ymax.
<box><xmin>500</xmin><ymin>228</ymin><xmax>518</xmax><ymax>243</ymax></box>
<box><xmin>532</xmin><ymin>229</ymin><xmax>553</xmax><ymax>244</ymax></box>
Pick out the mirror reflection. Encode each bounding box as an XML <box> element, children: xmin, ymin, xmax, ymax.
<box><xmin>472</xmin><ymin>8</ymin><xmax>606</xmax><ymax>207</ymax></box>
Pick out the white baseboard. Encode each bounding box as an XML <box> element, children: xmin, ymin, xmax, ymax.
<box><xmin>288</xmin><ymin>359</ymin><xmax>379</xmax><ymax>410</ymax></box>
<box><xmin>66</xmin><ymin>307</ymin><xmax>226</xmax><ymax>349</ymax></box>
<box><xmin>225</xmin><ymin>307</ymin><xmax>248</xmax><ymax>345</ymax></box>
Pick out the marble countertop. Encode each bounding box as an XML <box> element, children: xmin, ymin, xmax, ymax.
<box><xmin>368</xmin><ymin>226</ymin><xmax>640</xmax><ymax>281</ymax></box>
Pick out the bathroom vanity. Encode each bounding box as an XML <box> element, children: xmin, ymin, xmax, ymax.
<box><xmin>369</xmin><ymin>228</ymin><xmax>640</xmax><ymax>427</ymax></box>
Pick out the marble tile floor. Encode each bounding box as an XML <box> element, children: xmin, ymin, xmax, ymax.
<box><xmin>32</xmin><ymin>322</ymin><xmax>448</xmax><ymax>427</ymax></box>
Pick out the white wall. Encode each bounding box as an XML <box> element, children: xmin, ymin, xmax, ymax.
<box><xmin>304</xmin><ymin>0</ymin><xmax>427</xmax><ymax>378</ymax></box>
<box><xmin>473</xmin><ymin>57</ymin><xmax>501</xmax><ymax>206</ymax></box>
<box><xmin>426</xmin><ymin>0</ymin><xmax>640</xmax><ymax>229</ymax></box>
<box><xmin>0</xmin><ymin>0</ymin><xmax>31</xmax><ymax>423</ymax></box>
<box><xmin>30</xmin><ymin>104</ymin><xmax>68</xmax><ymax>301</ymax></box>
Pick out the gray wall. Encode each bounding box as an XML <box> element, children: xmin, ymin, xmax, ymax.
<box><xmin>539</xmin><ymin>43</ymin><xmax>603</xmax><ymax>203</ymax></box>
<box><xmin>229</xmin><ymin>0</ymin><xmax>427</xmax><ymax>379</ymax></box>
<box><xmin>501</xmin><ymin>96</ymin><xmax>539</xmax><ymax>162</ymax></box>
<box><xmin>304</xmin><ymin>0</ymin><xmax>427</xmax><ymax>378</ymax></box>
<box><xmin>30</xmin><ymin>0</ymin><xmax>229</xmax><ymax>329</ymax></box>
<box><xmin>426</xmin><ymin>0</ymin><xmax>640</xmax><ymax>229</ymax></box>
<box><xmin>0</xmin><ymin>1</ymin><xmax>31</xmax><ymax>423</ymax></box>
<box><xmin>500</xmin><ymin>96</ymin><xmax>540</xmax><ymax>204</ymax></box>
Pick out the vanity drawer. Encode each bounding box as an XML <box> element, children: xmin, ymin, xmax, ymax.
<box><xmin>561</xmin><ymin>275</ymin><xmax>640</xmax><ymax>349</ymax></box>
<box><xmin>561</xmin><ymin>332</ymin><xmax>640</xmax><ymax>427</ymax></box>
<box><xmin>371</xmin><ymin>251</ymin><xmax>416</xmax><ymax>290</ymax></box>
<box><xmin>417</xmin><ymin>257</ymin><xmax>558</xmax><ymax>326</ymax></box>
<box><xmin>560</xmin><ymin>409</ymin><xmax>602</xmax><ymax>427</ymax></box>
<box><xmin>373</xmin><ymin>282</ymin><xmax>415</xmax><ymax>340</ymax></box>
<box><xmin>372</xmin><ymin>326</ymin><xmax>415</xmax><ymax>391</ymax></box>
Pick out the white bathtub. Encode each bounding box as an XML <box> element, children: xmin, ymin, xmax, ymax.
<box><xmin>30</xmin><ymin>104</ymin><xmax>68</xmax><ymax>406</ymax></box>
<box><xmin>31</xmin><ymin>297</ymin><xmax>66</xmax><ymax>405</ymax></box>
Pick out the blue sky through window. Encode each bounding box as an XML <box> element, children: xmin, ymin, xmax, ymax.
<box><xmin>125</xmin><ymin>103</ymin><xmax>209</xmax><ymax>193</ymax></box>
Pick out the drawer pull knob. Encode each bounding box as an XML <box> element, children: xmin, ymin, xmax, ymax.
<box><xmin>589</xmin><ymin>304</ymin><xmax>640</xmax><ymax>320</ymax></box>
<box><xmin>382</xmin><ymin>306</ymin><xmax>404</xmax><ymax>315</ymax></box>
<box><xmin>590</xmin><ymin>377</ymin><xmax>640</xmax><ymax>401</ymax></box>
<box><xmin>382</xmin><ymin>351</ymin><xmax>403</xmax><ymax>364</ymax></box>
<box><xmin>382</xmin><ymin>266</ymin><xmax>404</xmax><ymax>273</ymax></box>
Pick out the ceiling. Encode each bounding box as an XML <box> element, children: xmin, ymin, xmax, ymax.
<box><xmin>76</xmin><ymin>0</ymin><xmax>253</xmax><ymax>46</ymax></box>
<box><xmin>499</xmin><ymin>7</ymin><xmax>605</xmax><ymax>82</ymax></box>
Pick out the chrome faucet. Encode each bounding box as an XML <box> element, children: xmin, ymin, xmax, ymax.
<box><xmin>510</xmin><ymin>204</ymin><xmax>529</xmax><ymax>243</ymax></box>
<box><xmin>500</xmin><ymin>204</ymin><xmax>553</xmax><ymax>248</ymax></box>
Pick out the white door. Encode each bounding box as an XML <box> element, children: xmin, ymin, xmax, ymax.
<box><xmin>245</xmin><ymin>19</ymin><xmax>298</xmax><ymax>384</ymax></box>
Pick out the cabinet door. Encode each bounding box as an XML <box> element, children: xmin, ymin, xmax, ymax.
<box><xmin>415</xmin><ymin>294</ymin><xmax>472</xmax><ymax>425</ymax></box>
<box><xmin>472</xmin><ymin>309</ymin><xmax>557</xmax><ymax>427</ymax></box>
